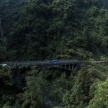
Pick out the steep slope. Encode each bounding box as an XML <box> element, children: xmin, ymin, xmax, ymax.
<box><xmin>0</xmin><ymin>0</ymin><xmax>108</xmax><ymax>60</ymax></box>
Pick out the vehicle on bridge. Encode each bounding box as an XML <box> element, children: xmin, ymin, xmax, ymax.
<box><xmin>50</xmin><ymin>60</ymin><xmax>59</xmax><ymax>63</ymax></box>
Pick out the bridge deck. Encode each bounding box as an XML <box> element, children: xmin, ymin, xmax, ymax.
<box><xmin>0</xmin><ymin>60</ymin><xmax>81</xmax><ymax>66</ymax></box>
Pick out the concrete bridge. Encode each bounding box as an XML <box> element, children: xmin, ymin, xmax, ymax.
<box><xmin>1</xmin><ymin>60</ymin><xmax>107</xmax><ymax>80</ymax></box>
<box><xmin>0</xmin><ymin>60</ymin><xmax>81</xmax><ymax>80</ymax></box>
<box><xmin>0</xmin><ymin>59</ymin><xmax>81</xmax><ymax>71</ymax></box>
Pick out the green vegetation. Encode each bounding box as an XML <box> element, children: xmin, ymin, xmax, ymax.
<box><xmin>0</xmin><ymin>0</ymin><xmax>108</xmax><ymax>108</ymax></box>
<box><xmin>0</xmin><ymin>0</ymin><xmax>108</xmax><ymax>60</ymax></box>
<box><xmin>0</xmin><ymin>63</ymin><xmax>108</xmax><ymax>108</ymax></box>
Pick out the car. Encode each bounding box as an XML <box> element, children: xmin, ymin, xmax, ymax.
<box><xmin>50</xmin><ymin>60</ymin><xmax>59</xmax><ymax>63</ymax></box>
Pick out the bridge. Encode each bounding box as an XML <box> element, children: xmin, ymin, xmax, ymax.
<box><xmin>1</xmin><ymin>60</ymin><xmax>107</xmax><ymax>80</ymax></box>
<box><xmin>0</xmin><ymin>59</ymin><xmax>81</xmax><ymax>71</ymax></box>
<box><xmin>0</xmin><ymin>60</ymin><xmax>81</xmax><ymax>80</ymax></box>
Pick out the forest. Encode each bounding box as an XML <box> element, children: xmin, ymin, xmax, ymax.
<box><xmin>0</xmin><ymin>0</ymin><xmax>108</xmax><ymax>108</ymax></box>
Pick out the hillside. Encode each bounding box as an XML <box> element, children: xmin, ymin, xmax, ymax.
<box><xmin>0</xmin><ymin>0</ymin><xmax>108</xmax><ymax>61</ymax></box>
<box><xmin>0</xmin><ymin>0</ymin><xmax>108</xmax><ymax>108</ymax></box>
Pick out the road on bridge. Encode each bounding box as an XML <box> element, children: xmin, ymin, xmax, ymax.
<box><xmin>0</xmin><ymin>59</ymin><xmax>81</xmax><ymax>66</ymax></box>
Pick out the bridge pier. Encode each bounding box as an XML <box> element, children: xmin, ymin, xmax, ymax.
<box><xmin>61</xmin><ymin>64</ymin><xmax>78</xmax><ymax>72</ymax></box>
<box><xmin>69</xmin><ymin>64</ymin><xmax>74</xmax><ymax>71</ymax></box>
<box><xmin>11</xmin><ymin>66</ymin><xmax>21</xmax><ymax>83</ymax></box>
<box><xmin>11</xmin><ymin>66</ymin><xmax>32</xmax><ymax>82</ymax></box>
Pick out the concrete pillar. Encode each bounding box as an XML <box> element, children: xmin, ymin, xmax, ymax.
<box><xmin>69</xmin><ymin>65</ymin><xmax>71</xmax><ymax>70</ymax></box>
<box><xmin>72</xmin><ymin>64</ymin><xmax>74</xmax><ymax>71</ymax></box>
<box><xmin>11</xmin><ymin>66</ymin><xmax>22</xmax><ymax>84</ymax></box>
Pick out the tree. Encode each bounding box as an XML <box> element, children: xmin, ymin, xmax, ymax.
<box><xmin>22</xmin><ymin>69</ymin><xmax>46</xmax><ymax>108</ymax></box>
<box><xmin>62</xmin><ymin>64</ymin><xmax>107</xmax><ymax>108</ymax></box>
<box><xmin>88</xmin><ymin>79</ymin><xmax>108</xmax><ymax>108</ymax></box>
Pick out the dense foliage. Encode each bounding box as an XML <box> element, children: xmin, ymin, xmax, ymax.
<box><xmin>0</xmin><ymin>0</ymin><xmax>108</xmax><ymax>60</ymax></box>
<box><xmin>0</xmin><ymin>0</ymin><xmax>108</xmax><ymax>108</ymax></box>
<box><xmin>0</xmin><ymin>63</ymin><xmax>108</xmax><ymax>108</ymax></box>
